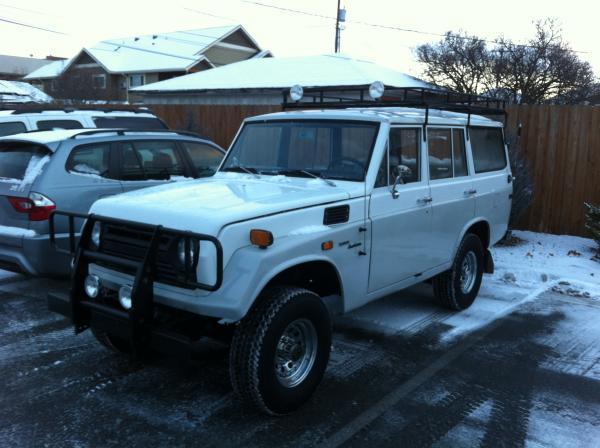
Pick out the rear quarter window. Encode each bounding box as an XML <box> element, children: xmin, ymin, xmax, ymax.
<box><xmin>66</xmin><ymin>143</ymin><xmax>111</xmax><ymax>178</ymax></box>
<box><xmin>92</xmin><ymin>116</ymin><xmax>167</xmax><ymax>130</ymax></box>
<box><xmin>0</xmin><ymin>142</ymin><xmax>51</xmax><ymax>182</ymax></box>
<box><xmin>36</xmin><ymin>119</ymin><xmax>84</xmax><ymax>131</ymax></box>
<box><xmin>0</xmin><ymin>121</ymin><xmax>27</xmax><ymax>137</ymax></box>
<box><xmin>470</xmin><ymin>127</ymin><xmax>507</xmax><ymax>173</ymax></box>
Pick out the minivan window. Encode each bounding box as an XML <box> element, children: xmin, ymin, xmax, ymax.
<box><xmin>181</xmin><ymin>141</ymin><xmax>223</xmax><ymax>177</ymax></box>
<box><xmin>120</xmin><ymin>141</ymin><xmax>185</xmax><ymax>180</ymax></box>
<box><xmin>37</xmin><ymin>119</ymin><xmax>84</xmax><ymax>131</ymax></box>
<box><xmin>66</xmin><ymin>144</ymin><xmax>111</xmax><ymax>177</ymax></box>
<box><xmin>92</xmin><ymin>116</ymin><xmax>168</xmax><ymax>130</ymax></box>
<box><xmin>0</xmin><ymin>121</ymin><xmax>26</xmax><ymax>137</ymax></box>
<box><xmin>470</xmin><ymin>127</ymin><xmax>507</xmax><ymax>173</ymax></box>
<box><xmin>0</xmin><ymin>143</ymin><xmax>50</xmax><ymax>181</ymax></box>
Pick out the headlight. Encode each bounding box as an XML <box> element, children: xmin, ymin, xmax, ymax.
<box><xmin>91</xmin><ymin>222</ymin><xmax>102</xmax><ymax>248</ymax></box>
<box><xmin>177</xmin><ymin>238</ymin><xmax>198</xmax><ymax>267</ymax></box>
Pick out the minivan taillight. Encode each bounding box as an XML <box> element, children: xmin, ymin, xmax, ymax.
<box><xmin>8</xmin><ymin>193</ymin><xmax>56</xmax><ymax>221</ymax></box>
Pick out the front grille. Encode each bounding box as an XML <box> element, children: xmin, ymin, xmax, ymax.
<box><xmin>97</xmin><ymin>222</ymin><xmax>195</xmax><ymax>287</ymax></box>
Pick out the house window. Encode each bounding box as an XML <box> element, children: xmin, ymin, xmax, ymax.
<box><xmin>92</xmin><ymin>74</ymin><xmax>106</xmax><ymax>89</ymax></box>
<box><xmin>129</xmin><ymin>74</ymin><xmax>145</xmax><ymax>88</ymax></box>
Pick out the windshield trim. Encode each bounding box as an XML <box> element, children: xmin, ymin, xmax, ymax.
<box><xmin>219</xmin><ymin>119</ymin><xmax>381</xmax><ymax>183</ymax></box>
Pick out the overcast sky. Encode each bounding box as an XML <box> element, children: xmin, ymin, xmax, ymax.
<box><xmin>0</xmin><ymin>0</ymin><xmax>597</xmax><ymax>77</ymax></box>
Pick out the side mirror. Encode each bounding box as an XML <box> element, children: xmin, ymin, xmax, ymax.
<box><xmin>390</xmin><ymin>165</ymin><xmax>411</xmax><ymax>199</ymax></box>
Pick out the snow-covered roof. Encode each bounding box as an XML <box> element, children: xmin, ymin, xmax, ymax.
<box><xmin>23</xmin><ymin>59</ymin><xmax>70</xmax><ymax>80</ymax></box>
<box><xmin>0</xmin><ymin>55</ymin><xmax>56</xmax><ymax>77</ymax></box>
<box><xmin>246</xmin><ymin>107</ymin><xmax>502</xmax><ymax>127</ymax></box>
<box><xmin>132</xmin><ymin>54</ymin><xmax>436</xmax><ymax>93</ymax></box>
<box><xmin>26</xmin><ymin>25</ymin><xmax>264</xmax><ymax>78</ymax></box>
<box><xmin>0</xmin><ymin>80</ymin><xmax>52</xmax><ymax>103</ymax></box>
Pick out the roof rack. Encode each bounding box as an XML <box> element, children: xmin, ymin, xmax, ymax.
<box><xmin>281</xmin><ymin>85</ymin><xmax>507</xmax><ymax>139</ymax></box>
<box><xmin>8</xmin><ymin>107</ymin><xmax>152</xmax><ymax>115</ymax></box>
<box><xmin>68</xmin><ymin>128</ymin><xmax>210</xmax><ymax>140</ymax></box>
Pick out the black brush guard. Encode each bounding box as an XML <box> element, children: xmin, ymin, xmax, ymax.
<box><xmin>47</xmin><ymin>210</ymin><xmax>223</xmax><ymax>357</ymax></box>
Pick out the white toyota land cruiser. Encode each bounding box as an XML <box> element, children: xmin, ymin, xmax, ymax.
<box><xmin>48</xmin><ymin>86</ymin><xmax>512</xmax><ymax>415</ymax></box>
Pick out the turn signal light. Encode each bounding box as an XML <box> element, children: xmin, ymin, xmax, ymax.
<box><xmin>250</xmin><ymin>229</ymin><xmax>273</xmax><ymax>249</ymax></box>
<box><xmin>321</xmin><ymin>241</ymin><xmax>334</xmax><ymax>251</ymax></box>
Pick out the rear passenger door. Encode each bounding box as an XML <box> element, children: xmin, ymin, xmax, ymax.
<box><xmin>117</xmin><ymin>140</ymin><xmax>190</xmax><ymax>192</ymax></box>
<box><xmin>469</xmin><ymin>127</ymin><xmax>512</xmax><ymax>245</ymax></box>
<box><xmin>427</xmin><ymin>127</ymin><xmax>475</xmax><ymax>267</ymax></box>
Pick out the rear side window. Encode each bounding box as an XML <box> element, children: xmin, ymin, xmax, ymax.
<box><xmin>92</xmin><ymin>116</ymin><xmax>168</xmax><ymax>130</ymax></box>
<box><xmin>37</xmin><ymin>120</ymin><xmax>84</xmax><ymax>131</ymax></box>
<box><xmin>120</xmin><ymin>140</ymin><xmax>185</xmax><ymax>180</ymax></box>
<box><xmin>0</xmin><ymin>121</ymin><xmax>26</xmax><ymax>137</ymax></box>
<box><xmin>181</xmin><ymin>141</ymin><xmax>223</xmax><ymax>177</ymax></box>
<box><xmin>0</xmin><ymin>143</ymin><xmax>50</xmax><ymax>181</ymax></box>
<box><xmin>427</xmin><ymin>128</ymin><xmax>470</xmax><ymax>180</ymax></box>
<box><xmin>66</xmin><ymin>144</ymin><xmax>111</xmax><ymax>178</ymax></box>
<box><xmin>470</xmin><ymin>127</ymin><xmax>506</xmax><ymax>173</ymax></box>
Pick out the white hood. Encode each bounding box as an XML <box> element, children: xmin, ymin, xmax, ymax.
<box><xmin>90</xmin><ymin>173</ymin><xmax>360</xmax><ymax>236</ymax></box>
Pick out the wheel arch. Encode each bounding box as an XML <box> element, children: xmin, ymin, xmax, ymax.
<box><xmin>455</xmin><ymin>218</ymin><xmax>493</xmax><ymax>274</ymax></box>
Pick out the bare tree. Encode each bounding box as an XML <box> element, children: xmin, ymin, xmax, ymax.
<box><xmin>415</xmin><ymin>19</ymin><xmax>596</xmax><ymax>104</ymax></box>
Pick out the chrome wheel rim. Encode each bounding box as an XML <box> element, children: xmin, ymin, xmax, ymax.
<box><xmin>460</xmin><ymin>251</ymin><xmax>477</xmax><ymax>294</ymax></box>
<box><xmin>274</xmin><ymin>318</ymin><xmax>318</xmax><ymax>388</ymax></box>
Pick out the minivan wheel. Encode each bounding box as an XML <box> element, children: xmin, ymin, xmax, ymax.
<box><xmin>433</xmin><ymin>233</ymin><xmax>484</xmax><ymax>310</ymax></box>
<box><xmin>91</xmin><ymin>327</ymin><xmax>131</xmax><ymax>354</ymax></box>
<box><xmin>229</xmin><ymin>286</ymin><xmax>332</xmax><ymax>415</ymax></box>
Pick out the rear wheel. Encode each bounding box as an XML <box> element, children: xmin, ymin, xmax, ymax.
<box><xmin>91</xmin><ymin>327</ymin><xmax>131</xmax><ymax>354</ymax></box>
<box><xmin>433</xmin><ymin>233</ymin><xmax>484</xmax><ymax>310</ymax></box>
<box><xmin>229</xmin><ymin>286</ymin><xmax>332</xmax><ymax>415</ymax></box>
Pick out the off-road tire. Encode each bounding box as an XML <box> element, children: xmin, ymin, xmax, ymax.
<box><xmin>91</xmin><ymin>327</ymin><xmax>131</xmax><ymax>354</ymax></box>
<box><xmin>229</xmin><ymin>286</ymin><xmax>332</xmax><ymax>415</ymax></box>
<box><xmin>433</xmin><ymin>233</ymin><xmax>484</xmax><ymax>310</ymax></box>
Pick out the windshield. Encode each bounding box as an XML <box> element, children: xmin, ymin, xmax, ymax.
<box><xmin>221</xmin><ymin>120</ymin><xmax>379</xmax><ymax>182</ymax></box>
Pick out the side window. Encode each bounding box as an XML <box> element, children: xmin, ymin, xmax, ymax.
<box><xmin>0</xmin><ymin>121</ymin><xmax>26</xmax><ymax>137</ymax></box>
<box><xmin>181</xmin><ymin>141</ymin><xmax>223</xmax><ymax>177</ymax></box>
<box><xmin>66</xmin><ymin>144</ymin><xmax>111</xmax><ymax>177</ymax></box>
<box><xmin>427</xmin><ymin>129</ymin><xmax>453</xmax><ymax>180</ymax></box>
<box><xmin>37</xmin><ymin>120</ymin><xmax>84</xmax><ymax>131</ymax></box>
<box><xmin>453</xmin><ymin>129</ymin><xmax>468</xmax><ymax>177</ymax></box>
<box><xmin>374</xmin><ymin>128</ymin><xmax>421</xmax><ymax>187</ymax></box>
<box><xmin>92</xmin><ymin>116</ymin><xmax>167</xmax><ymax>130</ymax></box>
<box><xmin>120</xmin><ymin>141</ymin><xmax>185</xmax><ymax>180</ymax></box>
<box><xmin>470</xmin><ymin>127</ymin><xmax>507</xmax><ymax>173</ymax></box>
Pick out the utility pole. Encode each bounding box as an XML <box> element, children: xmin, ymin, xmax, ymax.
<box><xmin>334</xmin><ymin>1</ymin><xmax>346</xmax><ymax>52</ymax></box>
<box><xmin>334</xmin><ymin>0</ymin><xmax>341</xmax><ymax>52</ymax></box>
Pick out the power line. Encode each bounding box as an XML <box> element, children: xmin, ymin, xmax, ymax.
<box><xmin>0</xmin><ymin>16</ymin><xmax>67</xmax><ymax>35</ymax></box>
<box><xmin>241</xmin><ymin>0</ymin><xmax>590</xmax><ymax>54</ymax></box>
<box><xmin>183</xmin><ymin>7</ymin><xmax>236</xmax><ymax>22</ymax></box>
<box><xmin>0</xmin><ymin>3</ymin><xmax>45</xmax><ymax>15</ymax></box>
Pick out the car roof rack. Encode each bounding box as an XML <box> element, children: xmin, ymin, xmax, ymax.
<box><xmin>8</xmin><ymin>107</ymin><xmax>153</xmax><ymax>115</ymax></box>
<box><xmin>281</xmin><ymin>85</ymin><xmax>507</xmax><ymax>140</ymax></box>
<box><xmin>69</xmin><ymin>129</ymin><xmax>211</xmax><ymax>140</ymax></box>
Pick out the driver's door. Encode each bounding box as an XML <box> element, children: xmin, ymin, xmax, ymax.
<box><xmin>368</xmin><ymin>127</ymin><xmax>433</xmax><ymax>292</ymax></box>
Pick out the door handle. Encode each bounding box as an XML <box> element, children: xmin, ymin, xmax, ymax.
<box><xmin>464</xmin><ymin>189</ymin><xmax>477</xmax><ymax>196</ymax></box>
<box><xmin>417</xmin><ymin>196</ymin><xmax>432</xmax><ymax>204</ymax></box>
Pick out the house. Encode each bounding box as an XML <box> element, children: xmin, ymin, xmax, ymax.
<box><xmin>24</xmin><ymin>25</ymin><xmax>271</xmax><ymax>102</ymax></box>
<box><xmin>0</xmin><ymin>55</ymin><xmax>61</xmax><ymax>81</ymax></box>
<box><xmin>131</xmin><ymin>53</ymin><xmax>437</xmax><ymax>105</ymax></box>
<box><xmin>0</xmin><ymin>80</ymin><xmax>52</xmax><ymax>103</ymax></box>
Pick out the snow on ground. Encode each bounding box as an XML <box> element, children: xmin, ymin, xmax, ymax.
<box><xmin>0</xmin><ymin>225</ymin><xmax>36</xmax><ymax>237</ymax></box>
<box><xmin>341</xmin><ymin>230</ymin><xmax>600</xmax><ymax>340</ymax></box>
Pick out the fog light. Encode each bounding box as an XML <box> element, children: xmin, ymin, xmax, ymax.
<box><xmin>118</xmin><ymin>285</ymin><xmax>133</xmax><ymax>310</ymax></box>
<box><xmin>84</xmin><ymin>274</ymin><xmax>100</xmax><ymax>298</ymax></box>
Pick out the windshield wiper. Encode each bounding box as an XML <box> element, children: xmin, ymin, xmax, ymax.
<box><xmin>221</xmin><ymin>165</ymin><xmax>261</xmax><ymax>178</ymax></box>
<box><xmin>279</xmin><ymin>169</ymin><xmax>336</xmax><ymax>187</ymax></box>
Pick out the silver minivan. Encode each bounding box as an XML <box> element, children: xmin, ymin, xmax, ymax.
<box><xmin>0</xmin><ymin>129</ymin><xmax>224</xmax><ymax>275</ymax></box>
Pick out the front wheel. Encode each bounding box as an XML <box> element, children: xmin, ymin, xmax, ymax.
<box><xmin>229</xmin><ymin>286</ymin><xmax>332</xmax><ymax>415</ymax></box>
<box><xmin>433</xmin><ymin>233</ymin><xmax>484</xmax><ymax>310</ymax></box>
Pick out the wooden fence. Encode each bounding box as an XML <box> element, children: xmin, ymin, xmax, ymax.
<box><xmin>149</xmin><ymin>104</ymin><xmax>600</xmax><ymax>237</ymax></box>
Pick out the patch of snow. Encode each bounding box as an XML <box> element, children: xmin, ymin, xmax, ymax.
<box><xmin>0</xmin><ymin>225</ymin><xmax>36</xmax><ymax>237</ymax></box>
<box><xmin>0</xmin><ymin>80</ymin><xmax>52</xmax><ymax>103</ymax></box>
<box><xmin>72</xmin><ymin>164</ymin><xmax>100</xmax><ymax>175</ymax></box>
<box><xmin>169</xmin><ymin>175</ymin><xmax>194</xmax><ymax>182</ymax></box>
<box><xmin>289</xmin><ymin>225</ymin><xmax>330</xmax><ymax>236</ymax></box>
<box><xmin>17</xmin><ymin>154</ymin><xmax>50</xmax><ymax>191</ymax></box>
<box><xmin>0</xmin><ymin>177</ymin><xmax>20</xmax><ymax>184</ymax></box>
<box><xmin>264</xmin><ymin>175</ymin><xmax>292</xmax><ymax>183</ymax></box>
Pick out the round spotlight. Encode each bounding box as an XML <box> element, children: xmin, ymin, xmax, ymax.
<box><xmin>118</xmin><ymin>285</ymin><xmax>133</xmax><ymax>310</ymax></box>
<box><xmin>369</xmin><ymin>81</ymin><xmax>385</xmax><ymax>100</ymax></box>
<box><xmin>90</xmin><ymin>222</ymin><xmax>102</xmax><ymax>248</ymax></box>
<box><xmin>84</xmin><ymin>274</ymin><xmax>100</xmax><ymax>298</ymax></box>
<box><xmin>289</xmin><ymin>84</ymin><xmax>304</xmax><ymax>102</ymax></box>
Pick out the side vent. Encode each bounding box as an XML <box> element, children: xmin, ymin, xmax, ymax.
<box><xmin>323</xmin><ymin>205</ymin><xmax>350</xmax><ymax>225</ymax></box>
